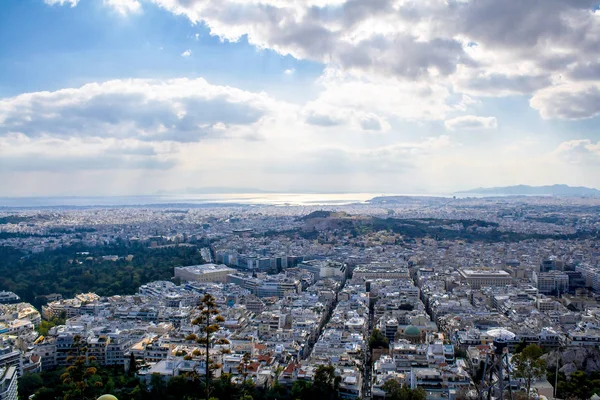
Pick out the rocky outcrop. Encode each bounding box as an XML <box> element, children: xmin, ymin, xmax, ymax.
<box><xmin>542</xmin><ymin>347</ymin><xmax>600</xmax><ymax>377</ymax></box>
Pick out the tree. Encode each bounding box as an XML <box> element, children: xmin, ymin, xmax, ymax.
<box><xmin>291</xmin><ymin>379</ymin><xmax>312</xmax><ymax>400</ymax></box>
<box><xmin>382</xmin><ymin>379</ymin><xmax>427</xmax><ymax>400</ymax></box>
<box><xmin>129</xmin><ymin>352</ymin><xmax>138</xmax><ymax>376</ymax></box>
<box><xmin>29</xmin><ymin>386</ymin><xmax>57</xmax><ymax>400</ymax></box>
<box><xmin>369</xmin><ymin>328</ymin><xmax>389</xmax><ymax>350</ymax></box>
<box><xmin>187</xmin><ymin>293</ymin><xmax>225</xmax><ymax>400</ymax></box>
<box><xmin>60</xmin><ymin>335</ymin><xmax>104</xmax><ymax>400</ymax></box>
<box><xmin>454</xmin><ymin>348</ymin><xmax>468</xmax><ymax>359</ymax></box>
<box><xmin>238</xmin><ymin>352</ymin><xmax>252</xmax><ymax>385</ymax></box>
<box><xmin>515</xmin><ymin>339</ymin><xmax>528</xmax><ymax>354</ymax></box>
<box><xmin>312</xmin><ymin>364</ymin><xmax>341</xmax><ymax>400</ymax></box>
<box><xmin>150</xmin><ymin>373</ymin><xmax>167</xmax><ymax>398</ymax></box>
<box><xmin>38</xmin><ymin>314</ymin><xmax>67</xmax><ymax>336</ymax></box>
<box><xmin>17</xmin><ymin>373</ymin><xmax>44</xmax><ymax>399</ymax></box>
<box><xmin>512</xmin><ymin>344</ymin><xmax>546</xmax><ymax>399</ymax></box>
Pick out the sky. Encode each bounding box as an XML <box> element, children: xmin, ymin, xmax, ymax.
<box><xmin>0</xmin><ymin>0</ymin><xmax>599</xmax><ymax>196</ymax></box>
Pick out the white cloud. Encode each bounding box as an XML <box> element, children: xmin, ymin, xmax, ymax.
<box><xmin>28</xmin><ymin>0</ymin><xmax>600</xmax><ymax>193</ymax></box>
<box><xmin>145</xmin><ymin>0</ymin><xmax>600</xmax><ymax>119</ymax></box>
<box><xmin>530</xmin><ymin>83</ymin><xmax>600</xmax><ymax>120</ymax></box>
<box><xmin>554</xmin><ymin>139</ymin><xmax>600</xmax><ymax>164</ymax></box>
<box><xmin>149</xmin><ymin>0</ymin><xmax>471</xmax><ymax>80</ymax></box>
<box><xmin>0</xmin><ymin>78</ymin><xmax>283</xmax><ymax>143</ymax></box>
<box><xmin>0</xmin><ymin>134</ymin><xmax>176</xmax><ymax>172</ymax></box>
<box><xmin>308</xmin><ymin>69</ymin><xmax>455</xmax><ymax>123</ymax></box>
<box><xmin>103</xmin><ymin>0</ymin><xmax>142</xmax><ymax>15</ymax></box>
<box><xmin>43</xmin><ymin>0</ymin><xmax>79</xmax><ymax>6</ymax></box>
<box><xmin>278</xmin><ymin>135</ymin><xmax>451</xmax><ymax>175</ymax></box>
<box><xmin>444</xmin><ymin>115</ymin><xmax>498</xmax><ymax>131</ymax></box>
<box><xmin>303</xmin><ymin>103</ymin><xmax>390</xmax><ymax>132</ymax></box>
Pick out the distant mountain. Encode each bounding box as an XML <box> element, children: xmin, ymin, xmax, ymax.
<box><xmin>455</xmin><ymin>184</ymin><xmax>600</xmax><ymax>197</ymax></box>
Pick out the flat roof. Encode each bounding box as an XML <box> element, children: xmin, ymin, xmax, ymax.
<box><xmin>176</xmin><ymin>264</ymin><xmax>234</xmax><ymax>274</ymax></box>
<box><xmin>460</xmin><ymin>269</ymin><xmax>511</xmax><ymax>277</ymax></box>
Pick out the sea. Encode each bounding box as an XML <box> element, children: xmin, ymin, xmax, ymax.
<box><xmin>0</xmin><ymin>192</ymin><xmax>454</xmax><ymax>208</ymax></box>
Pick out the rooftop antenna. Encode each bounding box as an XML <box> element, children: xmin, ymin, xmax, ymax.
<box><xmin>478</xmin><ymin>336</ymin><xmax>514</xmax><ymax>400</ymax></box>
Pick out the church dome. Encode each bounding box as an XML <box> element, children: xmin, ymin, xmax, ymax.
<box><xmin>404</xmin><ymin>325</ymin><xmax>421</xmax><ymax>336</ymax></box>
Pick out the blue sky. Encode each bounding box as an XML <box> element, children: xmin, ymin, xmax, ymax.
<box><xmin>0</xmin><ymin>0</ymin><xmax>322</xmax><ymax>99</ymax></box>
<box><xmin>0</xmin><ymin>0</ymin><xmax>599</xmax><ymax>196</ymax></box>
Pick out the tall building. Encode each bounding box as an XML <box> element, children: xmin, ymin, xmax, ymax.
<box><xmin>576</xmin><ymin>264</ymin><xmax>600</xmax><ymax>292</ymax></box>
<box><xmin>532</xmin><ymin>271</ymin><xmax>569</xmax><ymax>295</ymax></box>
<box><xmin>0</xmin><ymin>366</ymin><xmax>17</xmax><ymax>400</ymax></box>
<box><xmin>298</xmin><ymin>260</ymin><xmax>346</xmax><ymax>281</ymax></box>
<box><xmin>0</xmin><ymin>342</ymin><xmax>21</xmax><ymax>377</ymax></box>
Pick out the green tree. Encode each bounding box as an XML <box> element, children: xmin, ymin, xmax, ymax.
<box><xmin>128</xmin><ymin>352</ymin><xmax>138</xmax><ymax>376</ymax></box>
<box><xmin>311</xmin><ymin>364</ymin><xmax>341</xmax><ymax>400</ymax></box>
<box><xmin>291</xmin><ymin>379</ymin><xmax>312</xmax><ymax>400</ymax></box>
<box><xmin>212</xmin><ymin>372</ymin><xmax>239</xmax><ymax>400</ymax></box>
<box><xmin>382</xmin><ymin>379</ymin><xmax>427</xmax><ymax>400</ymax></box>
<box><xmin>512</xmin><ymin>344</ymin><xmax>546</xmax><ymax>399</ymax></box>
<box><xmin>17</xmin><ymin>373</ymin><xmax>44</xmax><ymax>399</ymax></box>
<box><xmin>29</xmin><ymin>387</ymin><xmax>57</xmax><ymax>400</ymax></box>
<box><xmin>454</xmin><ymin>348</ymin><xmax>468</xmax><ymax>359</ymax></box>
<box><xmin>37</xmin><ymin>314</ymin><xmax>67</xmax><ymax>336</ymax></box>
<box><xmin>515</xmin><ymin>339</ymin><xmax>528</xmax><ymax>354</ymax></box>
<box><xmin>149</xmin><ymin>373</ymin><xmax>167</xmax><ymax>398</ymax></box>
<box><xmin>187</xmin><ymin>293</ymin><xmax>225</xmax><ymax>400</ymax></box>
<box><xmin>369</xmin><ymin>328</ymin><xmax>389</xmax><ymax>350</ymax></box>
<box><xmin>60</xmin><ymin>335</ymin><xmax>103</xmax><ymax>400</ymax></box>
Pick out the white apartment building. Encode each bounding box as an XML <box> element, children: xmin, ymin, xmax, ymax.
<box><xmin>0</xmin><ymin>366</ymin><xmax>17</xmax><ymax>400</ymax></box>
<box><xmin>0</xmin><ymin>344</ymin><xmax>21</xmax><ymax>378</ymax></box>
<box><xmin>298</xmin><ymin>260</ymin><xmax>347</xmax><ymax>281</ymax></box>
<box><xmin>174</xmin><ymin>264</ymin><xmax>235</xmax><ymax>283</ymax></box>
<box><xmin>576</xmin><ymin>264</ymin><xmax>600</xmax><ymax>291</ymax></box>
<box><xmin>353</xmin><ymin>263</ymin><xmax>410</xmax><ymax>280</ymax></box>
<box><xmin>532</xmin><ymin>271</ymin><xmax>569</xmax><ymax>295</ymax></box>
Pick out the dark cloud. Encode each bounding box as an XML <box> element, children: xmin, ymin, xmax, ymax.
<box><xmin>335</xmin><ymin>34</ymin><xmax>471</xmax><ymax>79</ymax></box>
<box><xmin>531</xmin><ymin>85</ymin><xmax>600</xmax><ymax>120</ymax></box>
<box><xmin>568</xmin><ymin>62</ymin><xmax>600</xmax><ymax>81</ymax></box>
<box><xmin>455</xmin><ymin>73</ymin><xmax>552</xmax><ymax>96</ymax></box>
